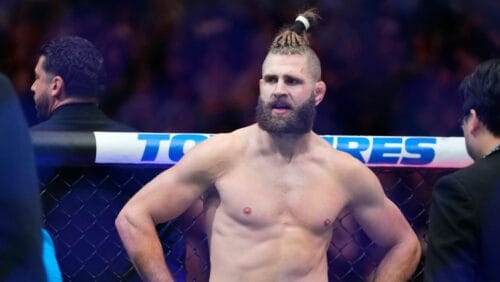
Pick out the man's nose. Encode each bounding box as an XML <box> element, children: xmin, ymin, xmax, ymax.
<box><xmin>272</xmin><ymin>92</ymin><xmax>288</xmax><ymax>100</ymax></box>
<box><xmin>272</xmin><ymin>80</ymin><xmax>288</xmax><ymax>96</ymax></box>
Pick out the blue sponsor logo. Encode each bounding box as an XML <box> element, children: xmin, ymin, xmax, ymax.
<box><xmin>138</xmin><ymin>133</ymin><xmax>208</xmax><ymax>162</ymax></box>
<box><xmin>323</xmin><ymin>136</ymin><xmax>436</xmax><ymax>165</ymax></box>
<box><xmin>137</xmin><ymin>134</ymin><xmax>436</xmax><ymax>165</ymax></box>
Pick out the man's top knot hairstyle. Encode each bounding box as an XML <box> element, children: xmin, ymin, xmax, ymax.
<box><xmin>267</xmin><ymin>8</ymin><xmax>322</xmax><ymax>81</ymax></box>
<box><xmin>40</xmin><ymin>36</ymin><xmax>106</xmax><ymax>98</ymax></box>
<box><xmin>270</xmin><ymin>9</ymin><xmax>320</xmax><ymax>54</ymax></box>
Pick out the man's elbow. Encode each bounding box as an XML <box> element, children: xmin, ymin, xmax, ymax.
<box><xmin>115</xmin><ymin>208</ymin><xmax>133</xmax><ymax>239</ymax></box>
<box><xmin>115</xmin><ymin>205</ymin><xmax>145</xmax><ymax>241</ymax></box>
<box><xmin>404</xmin><ymin>231</ymin><xmax>422</xmax><ymax>268</ymax></box>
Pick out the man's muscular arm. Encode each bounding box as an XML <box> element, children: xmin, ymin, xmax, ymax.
<box><xmin>347</xmin><ymin>160</ymin><xmax>421</xmax><ymax>282</ymax></box>
<box><xmin>115</xmin><ymin>134</ymin><xmax>232</xmax><ymax>281</ymax></box>
<box><xmin>116</xmin><ymin>206</ymin><xmax>174</xmax><ymax>282</ymax></box>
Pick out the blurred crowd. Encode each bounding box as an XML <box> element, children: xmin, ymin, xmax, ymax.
<box><xmin>0</xmin><ymin>0</ymin><xmax>498</xmax><ymax>136</ymax></box>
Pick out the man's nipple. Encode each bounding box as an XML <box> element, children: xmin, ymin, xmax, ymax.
<box><xmin>324</xmin><ymin>219</ymin><xmax>332</xmax><ymax>226</ymax></box>
<box><xmin>243</xmin><ymin>207</ymin><xmax>252</xmax><ymax>215</ymax></box>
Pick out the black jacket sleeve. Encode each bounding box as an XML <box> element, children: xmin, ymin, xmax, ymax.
<box><xmin>424</xmin><ymin>175</ymin><xmax>478</xmax><ymax>282</ymax></box>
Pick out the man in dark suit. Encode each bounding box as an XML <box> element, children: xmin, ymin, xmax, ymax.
<box><xmin>29</xmin><ymin>36</ymin><xmax>134</xmax><ymax>281</ymax></box>
<box><xmin>425</xmin><ymin>59</ymin><xmax>500</xmax><ymax>282</ymax></box>
<box><xmin>29</xmin><ymin>36</ymin><xmax>205</xmax><ymax>281</ymax></box>
<box><xmin>0</xmin><ymin>73</ymin><xmax>45</xmax><ymax>281</ymax></box>
<box><xmin>30</xmin><ymin>36</ymin><xmax>131</xmax><ymax>132</ymax></box>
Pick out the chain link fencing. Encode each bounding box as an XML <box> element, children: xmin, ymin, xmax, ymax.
<box><xmin>38</xmin><ymin>164</ymin><xmax>454</xmax><ymax>281</ymax></box>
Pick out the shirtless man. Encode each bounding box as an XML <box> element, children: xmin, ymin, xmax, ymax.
<box><xmin>116</xmin><ymin>9</ymin><xmax>421</xmax><ymax>282</ymax></box>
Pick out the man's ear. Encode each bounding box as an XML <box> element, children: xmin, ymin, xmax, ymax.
<box><xmin>468</xmin><ymin>109</ymin><xmax>482</xmax><ymax>136</ymax></box>
<box><xmin>313</xmin><ymin>81</ymin><xmax>326</xmax><ymax>106</ymax></box>
<box><xmin>50</xmin><ymin>76</ymin><xmax>65</xmax><ymax>98</ymax></box>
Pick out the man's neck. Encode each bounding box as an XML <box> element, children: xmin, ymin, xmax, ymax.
<box><xmin>256</xmin><ymin>125</ymin><xmax>313</xmax><ymax>161</ymax></box>
<box><xmin>481</xmin><ymin>136</ymin><xmax>500</xmax><ymax>159</ymax></box>
<box><xmin>52</xmin><ymin>97</ymin><xmax>98</xmax><ymax>112</ymax></box>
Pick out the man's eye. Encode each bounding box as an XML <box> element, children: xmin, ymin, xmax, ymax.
<box><xmin>265</xmin><ymin>77</ymin><xmax>277</xmax><ymax>83</ymax></box>
<box><xmin>286</xmin><ymin>78</ymin><xmax>299</xmax><ymax>85</ymax></box>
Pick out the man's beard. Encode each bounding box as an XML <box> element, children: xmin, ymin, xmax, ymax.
<box><xmin>35</xmin><ymin>93</ymin><xmax>51</xmax><ymax>121</ymax></box>
<box><xmin>256</xmin><ymin>93</ymin><xmax>316</xmax><ymax>134</ymax></box>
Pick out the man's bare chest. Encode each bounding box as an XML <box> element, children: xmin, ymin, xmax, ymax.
<box><xmin>213</xmin><ymin>162</ymin><xmax>347</xmax><ymax>232</ymax></box>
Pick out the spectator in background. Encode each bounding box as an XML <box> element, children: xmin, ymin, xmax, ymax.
<box><xmin>30</xmin><ymin>35</ymin><xmax>206</xmax><ymax>281</ymax></box>
<box><xmin>425</xmin><ymin>59</ymin><xmax>500</xmax><ymax>281</ymax></box>
<box><xmin>30</xmin><ymin>36</ymin><xmax>132</xmax><ymax>132</ymax></box>
<box><xmin>29</xmin><ymin>35</ymin><xmax>135</xmax><ymax>281</ymax></box>
<box><xmin>0</xmin><ymin>73</ymin><xmax>45</xmax><ymax>281</ymax></box>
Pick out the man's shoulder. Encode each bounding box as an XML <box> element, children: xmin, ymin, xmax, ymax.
<box><xmin>31</xmin><ymin>103</ymin><xmax>135</xmax><ymax>132</ymax></box>
<box><xmin>175</xmin><ymin>128</ymin><xmax>248</xmax><ymax>176</ymax></box>
<box><xmin>446</xmin><ymin>153</ymin><xmax>499</xmax><ymax>181</ymax></box>
<box><xmin>30</xmin><ymin>118</ymin><xmax>60</xmax><ymax>131</ymax></box>
<box><xmin>435</xmin><ymin>154</ymin><xmax>500</xmax><ymax>196</ymax></box>
<box><xmin>308</xmin><ymin>136</ymin><xmax>375</xmax><ymax>191</ymax></box>
<box><xmin>30</xmin><ymin>117</ymin><xmax>133</xmax><ymax>132</ymax></box>
<box><xmin>202</xmin><ymin>126</ymin><xmax>250</xmax><ymax>151</ymax></box>
<box><xmin>321</xmin><ymin>142</ymin><xmax>367</xmax><ymax>172</ymax></box>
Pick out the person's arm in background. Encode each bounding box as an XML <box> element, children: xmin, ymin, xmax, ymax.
<box><xmin>424</xmin><ymin>176</ymin><xmax>477</xmax><ymax>282</ymax></box>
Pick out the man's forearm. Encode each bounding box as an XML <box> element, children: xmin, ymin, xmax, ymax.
<box><xmin>128</xmin><ymin>237</ymin><xmax>174</xmax><ymax>282</ymax></box>
<box><xmin>131</xmin><ymin>250</ymin><xmax>174</xmax><ymax>282</ymax></box>
<box><xmin>116</xmin><ymin>213</ymin><xmax>175</xmax><ymax>282</ymax></box>
<box><xmin>374</xmin><ymin>239</ymin><xmax>421</xmax><ymax>282</ymax></box>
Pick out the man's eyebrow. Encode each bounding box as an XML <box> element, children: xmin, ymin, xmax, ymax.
<box><xmin>263</xmin><ymin>74</ymin><xmax>277</xmax><ymax>79</ymax></box>
<box><xmin>284</xmin><ymin>74</ymin><xmax>304</xmax><ymax>82</ymax></box>
<box><xmin>284</xmin><ymin>74</ymin><xmax>301</xmax><ymax>79</ymax></box>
